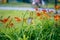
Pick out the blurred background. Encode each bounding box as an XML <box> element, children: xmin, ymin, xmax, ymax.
<box><xmin>0</xmin><ymin>0</ymin><xmax>60</xmax><ymax>8</ymax></box>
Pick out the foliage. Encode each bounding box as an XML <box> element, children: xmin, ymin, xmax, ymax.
<box><xmin>0</xmin><ymin>10</ymin><xmax>60</xmax><ymax>40</ymax></box>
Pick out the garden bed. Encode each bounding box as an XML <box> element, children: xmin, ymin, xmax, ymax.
<box><xmin>0</xmin><ymin>10</ymin><xmax>60</xmax><ymax>40</ymax></box>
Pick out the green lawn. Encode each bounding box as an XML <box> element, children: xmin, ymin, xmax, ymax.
<box><xmin>0</xmin><ymin>2</ymin><xmax>32</xmax><ymax>7</ymax></box>
<box><xmin>0</xmin><ymin>10</ymin><xmax>24</xmax><ymax>17</ymax></box>
<box><xmin>0</xmin><ymin>2</ymin><xmax>58</xmax><ymax>8</ymax></box>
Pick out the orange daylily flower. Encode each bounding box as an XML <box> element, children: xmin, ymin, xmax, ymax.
<box><xmin>0</xmin><ymin>19</ymin><xmax>8</xmax><ymax>23</ymax></box>
<box><xmin>0</xmin><ymin>20</ymin><xmax>4</xmax><ymax>23</ymax></box>
<box><xmin>3</xmin><ymin>18</ymin><xmax>8</xmax><ymax>23</ymax></box>
<box><xmin>0</xmin><ymin>16</ymin><xmax>10</xmax><ymax>23</ymax></box>
<box><xmin>44</xmin><ymin>13</ymin><xmax>51</xmax><ymax>18</ymax></box>
<box><xmin>55</xmin><ymin>5</ymin><xmax>60</xmax><ymax>9</ymax></box>
<box><xmin>15</xmin><ymin>17</ymin><xmax>21</xmax><ymax>22</ymax></box>
<box><xmin>54</xmin><ymin>15</ymin><xmax>60</xmax><ymax>21</ymax></box>
<box><xmin>36</xmin><ymin>12</ymin><xmax>41</xmax><ymax>16</ymax></box>
<box><xmin>59</xmin><ymin>15</ymin><xmax>60</xmax><ymax>18</ymax></box>
<box><xmin>10</xmin><ymin>23</ymin><xmax>14</xmax><ymax>27</ymax></box>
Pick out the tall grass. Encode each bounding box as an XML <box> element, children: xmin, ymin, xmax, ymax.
<box><xmin>0</xmin><ymin>10</ymin><xmax>60</xmax><ymax>40</ymax></box>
